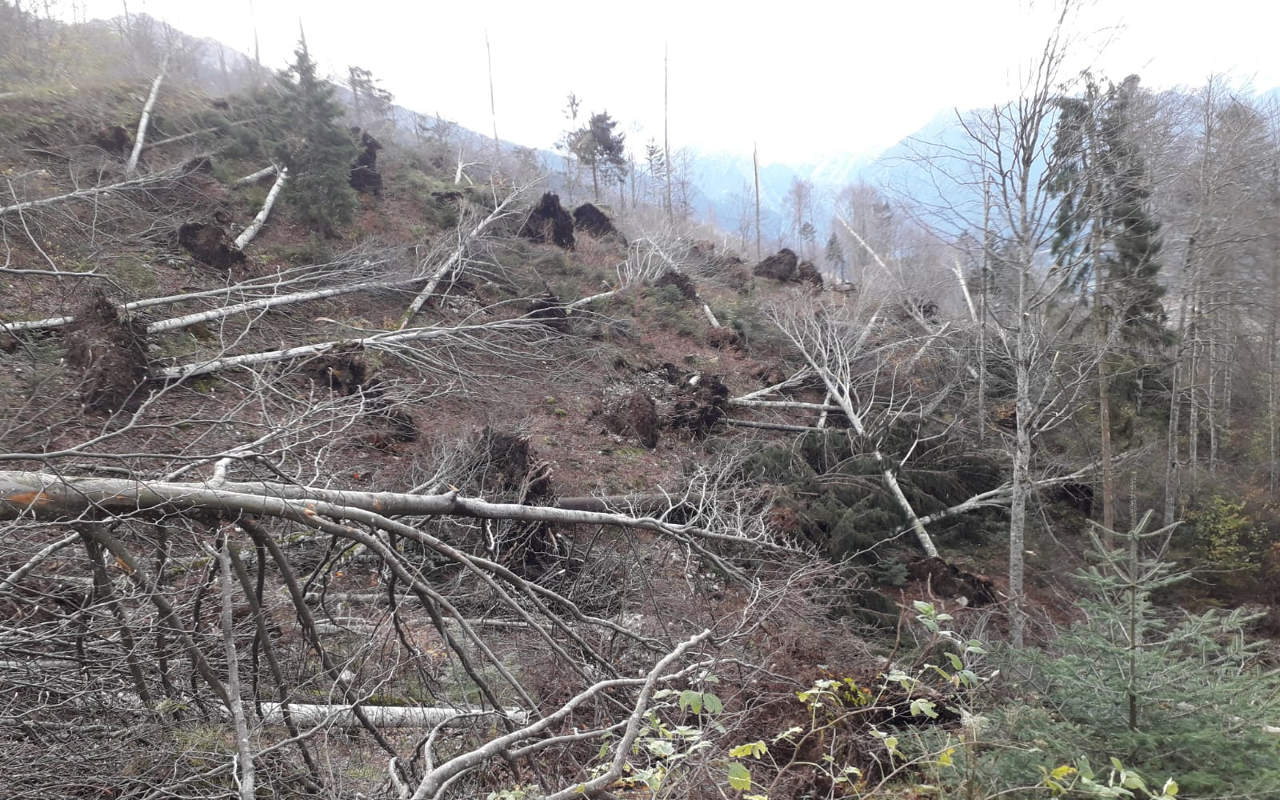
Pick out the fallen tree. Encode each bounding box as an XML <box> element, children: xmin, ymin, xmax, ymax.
<box><xmin>232</xmin><ymin>165</ymin><xmax>288</xmax><ymax>250</ymax></box>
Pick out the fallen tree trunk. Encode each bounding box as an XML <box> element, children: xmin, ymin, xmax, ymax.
<box><xmin>232</xmin><ymin>164</ymin><xmax>277</xmax><ymax>187</ymax></box>
<box><xmin>3</xmin><ymin>261</ymin><xmax>382</xmax><ymax>334</ymax></box>
<box><xmin>729</xmin><ymin>397</ymin><xmax>841</xmax><ymax>412</ymax></box>
<box><xmin>0</xmin><ymin>471</ymin><xmax>770</xmax><ymax>551</ymax></box>
<box><xmin>145</xmin><ymin>277</ymin><xmax>402</xmax><ymax>334</ymax></box>
<box><xmin>256</xmin><ymin>702</ymin><xmax>526</xmax><ymax>728</ymax></box>
<box><xmin>155</xmin><ymin>317</ymin><xmax>542</xmax><ymax>380</ymax></box>
<box><xmin>722</xmin><ymin>418</ymin><xmax>821</xmax><ymax>433</ymax></box>
<box><xmin>398</xmin><ymin>192</ymin><xmax>521</xmax><ymax>328</ymax></box>
<box><xmin>124</xmin><ymin>60</ymin><xmax>167</xmax><ymax>176</ymax></box>
<box><xmin>233</xmin><ymin>166</ymin><xmax>287</xmax><ymax>250</ymax></box>
<box><xmin>0</xmin><ymin>171</ymin><xmax>177</xmax><ymax>218</ymax></box>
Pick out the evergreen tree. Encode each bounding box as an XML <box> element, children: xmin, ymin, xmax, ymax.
<box><xmin>824</xmin><ymin>232</ymin><xmax>847</xmax><ymax>281</ymax></box>
<box><xmin>1026</xmin><ymin>512</ymin><xmax>1280</xmax><ymax>796</ymax></box>
<box><xmin>568</xmin><ymin>111</ymin><xmax>627</xmax><ymax>202</ymax></box>
<box><xmin>276</xmin><ymin>38</ymin><xmax>357</xmax><ymax>236</ymax></box>
<box><xmin>346</xmin><ymin>65</ymin><xmax>394</xmax><ymax>129</ymax></box>
<box><xmin>1050</xmin><ymin>74</ymin><xmax>1166</xmax><ymax>337</ymax></box>
<box><xmin>1098</xmin><ymin>76</ymin><xmax>1165</xmax><ymax>339</ymax></box>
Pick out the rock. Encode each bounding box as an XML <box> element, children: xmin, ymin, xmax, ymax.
<box><xmin>752</xmin><ymin>248</ymin><xmax>798</xmax><ymax>281</ymax></box>
<box><xmin>90</xmin><ymin>125</ymin><xmax>131</xmax><ymax>155</ymax></box>
<box><xmin>64</xmin><ymin>291</ymin><xmax>149</xmax><ymax>413</ymax></box>
<box><xmin>572</xmin><ymin>203</ymin><xmax>623</xmax><ymax>242</ymax></box>
<box><xmin>796</xmin><ymin>260</ymin><xmax>824</xmax><ymax>288</ymax></box>
<box><xmin>349</xmin><ymin>128</ymin><xmax>382</xmax><ymax>195</ymax></box>
<box><xmin>603</xmin><ymin>390</ymin><xmax>659</xmax><ymax>449</ymax></box>
<box><xmin>520</xmin><ymin>192</ymin><xmax>575</xmax><ymax>249</ymax></box>
<box><xmin>177</xmin><ymin>222</ymin><xmax>245</xmax><ymax>270</ymax></box>
<box><xmin>832</xmin><ymin>280</ymin><xmax>858</xmax><ymax>294</ymax></box>
<box><xmin>653</xmin><ymin>269</ymin><xmax>698</xmax><ymax>300</ymax></box>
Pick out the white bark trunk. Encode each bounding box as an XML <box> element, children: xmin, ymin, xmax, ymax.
<box><xmin>0</xmin><ymin>471</ymin><xmax>764</xmax><ymax>550</ymax></box>
<box><xmin>398</xmin><ymin>194</ymin><xmax>520</xmax><ymax>327</ymax></box>
<box><xmin>124</xmin><ymin>61</ymin><xmax>167</xmax><ymax>177</ymax></box>
<box><xmin>233</xmin><ymin>166</ymin><xmax>287</xmax><ymax>250</ymax></box>
<box><xmin>145</xmin><ymin>278</ymin><xmax>399</xmax><ymax>334</ymax></box>
<box><xmin>0</xmin><ymin>172</ymin><xmax>174</xmax><ymax>218</ymax></box>
<box><xmin>214</xmin><ymin>541</ymin><xmax>256</xmax><ymax>800</ymax></box>
<box><xmin>232</xmin><ymin>164</ymin><xmax>277</xmax><ymax>187</ymax></box>
<box><xmin>256</xmin><ymin>703</ymin><xmax>525</xmax><ymax>728</ymax></box>
<box><xmin>155</xmin><ymin>317</ymin><xmax>537</xmax><ymax>380</ymax></box>
<box><xmin>701</xmin><ymin>303</ymin><xmax>721</xmax><ymax>328</ymax></box>
<box><xmin>729</xmin><ymin>398</ymin><xmax>841</xmax><ymax>412</ymax></box>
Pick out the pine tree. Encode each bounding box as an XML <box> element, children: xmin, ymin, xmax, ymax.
<box><xmin>275</xmin><ymin>38</ymin><xmax>357</xmax><ymax>236</ymax></box>
<box><xmin>1027</xmin><ymin>512</ymin><xmax>1280</xmax><ymax>795</ymax></box>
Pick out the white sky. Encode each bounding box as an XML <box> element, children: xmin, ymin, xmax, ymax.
<box><xmin>66</xmin><ymin>0</ymin><xmax>1280</xmax><ymax>163</ymax></box>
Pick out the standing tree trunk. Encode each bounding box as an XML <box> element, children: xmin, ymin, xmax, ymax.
<box><xmin>485</xmin><ymin>31</ymin><xmax>500</xmax><ymax>169</ymax></box>
<box><xmin>1008</xmin><ymin>255</ymin><xmax>1033</xmax><ymax>649</ymax></box>
<box><xmin>663</xmin><ymin>44</ymin><xmax>673</xmax><ymax>223</ymax></box>
<box><xmin>753</xmin><ymin>142</ymin><xmax>762</xmax><ymax>261</ymax></box>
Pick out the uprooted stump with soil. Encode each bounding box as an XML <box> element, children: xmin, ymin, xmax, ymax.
<box><xmin>519</xmin><ymin>192</ymin><xmax>575</xmax><ymax>249</ymax></box>
<box><xmin>753</xmin><ymin>248</ymin><xmax>799</xmax><ymax>281</ymax></box>
<box><xmin>665</xmin><ymin>369</ymin><xmax>730</xmax><ymax>436</ymax></box>
<box><xmin>572</xmin><ymin>202</ymin><xmax>624</xmax><ymax>243</ymax></box>
<box><xmin>177</xmin><ymin>221</ymin><xmax>246</xmax><ymax>270</ymax></box>
<box><xmin>653</xmin><ymin>269</ymin><xmax>699</xmax><ymax>301</ymax></box>
<box><xmin>349</xmin><ymin>128</ymin><xmax>383</xmax><ymax>196</ymax></box>
<box><xmin>63</xmin><ymin>291</ymin><xmax>149</xmax><ymax>413</ymax></box>
<box><xmin>907</xmin><ymin>556</ymin><xmax>998</xmax><ymax>607</ymax></box>
<box><xmin>601</xmin><ymin>389</ymin><xmax>660</xmax><ymax>450</ymax></box>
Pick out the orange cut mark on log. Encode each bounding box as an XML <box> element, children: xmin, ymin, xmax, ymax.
<box><xmin>4</xmin><ymin>491</ymin><xmax>52</xmax><ymax>507</ymax></box>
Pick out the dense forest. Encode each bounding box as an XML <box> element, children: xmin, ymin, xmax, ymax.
<box><xmin>1</xmin><ymin>3</ymin><xmax>1278</xmax><ymax>799</ymax></box>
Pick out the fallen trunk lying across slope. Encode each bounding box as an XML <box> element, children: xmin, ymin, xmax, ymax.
<box><xmin>255</xmin><ymin>702</ymin><xmax>527</xmax><ymax>728</ymax></box>
<box><xmin>0</xmin><ymin>471</ymin><xmax>771</xmax><ymax>553</ymax></box>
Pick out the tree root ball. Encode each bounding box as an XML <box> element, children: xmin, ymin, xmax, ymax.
<box><xmin>753</xmin><ymin>248</ymin><xmax>799</xmax><ymax>281</ymax></box>
<box><xmin>520</xmin><ymin>193</ymin><xmax>575</xmax><ymax>249</ymax></box>
<box><xmin>64</xmin><ymin>291</ymin><xmax>149</xmax><ymax>413</ymax></box>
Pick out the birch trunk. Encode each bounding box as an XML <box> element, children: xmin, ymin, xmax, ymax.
<box><xmin>0</xmin><ymin>171</ymin><xmax>175</xmax><ymax>218</ymax></box>
<box><xmin>214</xmin><ymin>540</ymin><xmax>256</xmax><ymax>800</ymax></box>
<box><xmin>399</xmin><ymin>194</ymin><xmax>519</xmax><ymax>327</ymax></box>
<box><xmin>232</xmin><ymin>164</ymin><xmax>277</xmax><ymax>187</ymax></box>
<box><xmin>156</xmin><ymin>317</ymin><xmax>537</xmax><ymax>381</ymax></box>
<box><xmin>124</xmin><ymin>59</ymin><xmax>167</xmax><ymax>176</ymax></box>
<box><xmin>233</xmin><ymin>166</ymin><xmax>287</xmax><ymax>250</ymax></box>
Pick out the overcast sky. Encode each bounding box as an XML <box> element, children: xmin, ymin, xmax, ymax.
<box><xmin>69</xmin><ymin>0</ymin><xmax>1280</xmax><ymax>164</ymax></box>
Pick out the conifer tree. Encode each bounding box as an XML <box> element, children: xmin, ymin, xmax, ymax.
<box><xmin>1027</xmin><ymin>512</ymin><xmax>1280</xmax><ymax>795</ymax></box>
<box><xmin>275</xmin><ymin>37</ymin><xmax>357</xmax><ymax>236</ymax></box>
<box><xmin>825</xmin><ymin>232</ymin><xmax>847</xmax><ymax>281</ymax></box>
<box><xmin>569</xmin><ymin>111</ymin><xmax>627</xmax><ymax>202</ymax></box>
<box><xmin>1049</xmin><ymin>74</ymin><xmax>1166</xmax><ymax>530</ymax></box>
